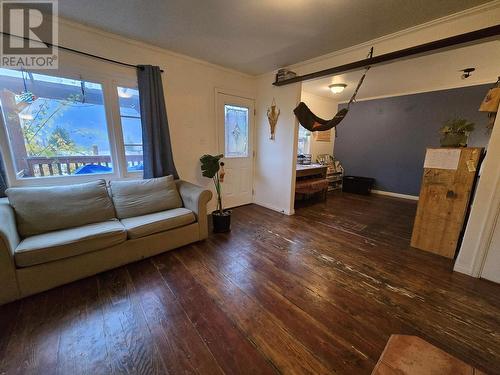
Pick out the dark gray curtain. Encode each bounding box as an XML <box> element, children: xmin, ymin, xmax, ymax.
<box><xmin>0</xmin><ymin>151</ymin><xmax>7</xmax><ymax>197</ymax></box>
<box><xmin>137</xmin><ymin>65</ymin><xmax>178</xmax><ymax>179</ymax></box>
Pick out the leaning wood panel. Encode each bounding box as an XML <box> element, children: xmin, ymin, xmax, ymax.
<box><xmin>411</xmin><ymin>147</ymin><xmax>482</xmax><ymax>258</ymax></box>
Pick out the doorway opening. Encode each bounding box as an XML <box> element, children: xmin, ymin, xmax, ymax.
<box><xmin>292</xmin><ymin>41</ymin><xmax>498</xmax><ymax>267</ymax></box>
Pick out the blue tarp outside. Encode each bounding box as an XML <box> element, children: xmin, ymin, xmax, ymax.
<box><xmin>75</xmin><ymin>163</ymin><xmax>144</xmax><ymax>174</ymax></box>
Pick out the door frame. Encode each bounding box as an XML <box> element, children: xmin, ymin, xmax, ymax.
<box><xmin>214</xmin><ymin>87</ymin><xmax>256</xmax><ymax>206</ymax></box>
<box><xmin>454</xmin><ymin>113</ymin><xmax>500</xmax><ymax>277</ymax></box>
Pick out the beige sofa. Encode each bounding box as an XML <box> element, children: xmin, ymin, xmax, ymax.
<box><xmin>0</xmin><ymin>176</ymin><xmax>212</xmax><ymax>305</ymax></box>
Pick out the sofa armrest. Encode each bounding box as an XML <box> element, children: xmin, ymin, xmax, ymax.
<box><xmin>175</xmin><ymin>180</ymin><xmax>213</xmax><ymax>240</ymax></box>
<box><xmin>0</xmin><ymin>198</ymin><xmax>21</xmax><ymax>304</ymax></box>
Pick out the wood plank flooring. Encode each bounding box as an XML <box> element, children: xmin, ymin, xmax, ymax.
<box><xmin>1</xmin><ymin>192</ymin><xmax>500</xmax><ymax>375</ymax></box>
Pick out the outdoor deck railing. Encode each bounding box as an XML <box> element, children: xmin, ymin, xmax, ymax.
<box><xmin>25</xmin><ymin>155</ymin><xmax>143</xmax><ymax>177</ymax></box>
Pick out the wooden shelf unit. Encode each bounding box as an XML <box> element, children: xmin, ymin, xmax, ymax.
<box><xmin>317</xmin><ymin>154</ymin><xmax>344</xmax><ymax>192</ymax></box>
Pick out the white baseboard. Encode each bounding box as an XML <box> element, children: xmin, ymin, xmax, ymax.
<box><xmin>453</xmin><ymin>262</ymin><xmax>477</xmax><ymax>277</ymax></box>
<box><xmin>372</xmin><ymin>189</ymin><xmax>419</xmax><ymax>201</ymax></box>
<box><xmin>253</xmin><ymin>200</ymin><xmax>294</xmax><ymax>215</ymax></box>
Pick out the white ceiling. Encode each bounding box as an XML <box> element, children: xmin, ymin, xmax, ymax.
<box><xmin>58</xmin><ymin>0</ymin><xmax>492</xmax><ymax>75</ymax></box>
<box><xmin>301</xmin><ymin>40</ymin><xmax>500</xmax><ymax>103</ymax></box>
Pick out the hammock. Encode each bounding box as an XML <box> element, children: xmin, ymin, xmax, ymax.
<box><xmin>294</xmin><ymin>48</ymin><xmax>373</xmax><ymax>132</ymax></box>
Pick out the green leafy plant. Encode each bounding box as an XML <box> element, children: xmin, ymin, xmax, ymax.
<box><xmin>200</xmin><ymin>154</ymin><xmax>225</xmax><ymax>215</ymax></box>
<box><xmin>439</xmin><ymin>118</ymin><xmax>475</xmax><ymax>147</ymax></box>
<box><xmin>12</xmin><ymin>95</ymin><xmax>88</xmax><ymax>157</ymax></box>
<box><xmin>440</xmin><ymin>118</ymin><xmax>475</xmax><ymax>135</ymax></box>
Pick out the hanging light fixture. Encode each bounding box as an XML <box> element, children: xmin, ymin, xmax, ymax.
<box><xmin>329</xmin><ymin>83</ymin><xmax>347</xmax><ymax>94</ymax></box>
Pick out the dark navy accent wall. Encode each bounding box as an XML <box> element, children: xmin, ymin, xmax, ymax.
<box><xmin>336</xmin><ymin>84</ymin><xmax>492</xmax><ymax>196</ymax></box>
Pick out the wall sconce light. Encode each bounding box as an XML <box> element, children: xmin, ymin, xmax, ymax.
<box><xmin>329</xmin><ymin>83</ymin><xmax>347</xmax><ymax>94</ymax></box>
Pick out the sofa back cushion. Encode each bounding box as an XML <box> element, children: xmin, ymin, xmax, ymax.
<box><xmin>6</xmin><ymin>180</ymin><xmax>116</xmax><ymax>238</ymax></box>
<box><xmin>109</xmin><ymin>175</ymin><xmax>182</xmax><ymax>219</ymax></box>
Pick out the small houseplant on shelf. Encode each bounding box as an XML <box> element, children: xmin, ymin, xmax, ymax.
<box><xmin>439</xmin><ymin>118</ymin><xmax>475</xmax><ymax>147</ymax></box>
<box><xmin>200</xmin><ymin>154</ymin><xmax>231</xmax><ymax>233</ymax></box>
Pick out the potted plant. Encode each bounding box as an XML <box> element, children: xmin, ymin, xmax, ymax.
<box><xmin>439</xmin><ymin>118</ymin><xmax>475</xmax><ymax>147</ymax></box>
<box><xmin>200</xmin><ymin>154</ymin><xmax>231</xmax><ymax>233</ymax></box>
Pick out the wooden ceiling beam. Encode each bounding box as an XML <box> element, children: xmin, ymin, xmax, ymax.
<box><xmin>273</xmin><ymin>25</ymin><xmax>500</xmax><ymax>86</ymax></box>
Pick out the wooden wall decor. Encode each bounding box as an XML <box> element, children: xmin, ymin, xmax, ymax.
<box><xmin>411</xmin><ymin>147</ymin><xmax>483</xmax><ymax>258</ymax></box>
<box><xmin>479</xmin><ymin>86</ymin><xmax>500</xmax><ymax>112</ymax></box>
<box><xmin>313</xmin><ymin>129</ymin><xmax>331</xmax><ymax>142</ymax></box>
<box><xmin>479</xmin><ymin>78</ymin><xmax>500</xmax><ymax>130</ymax></box>
<box><xmin>266</xmin><ymin>98</ymin><xmax>280</xmax><ymax>140</ymax></box>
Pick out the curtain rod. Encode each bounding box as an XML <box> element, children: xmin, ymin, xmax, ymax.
<box><xmin>273</xmin><ymin>24</ymin><xmax>500</xmax><ymax>86</ymax></box>
<box><xmin>0</xmin><ymin>31</ymin><xmax>164</xmax><ymax>73</ymax></box>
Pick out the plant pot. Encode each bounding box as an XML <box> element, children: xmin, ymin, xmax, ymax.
<box><xmin>440</xmin><ymin>133</ymin><xmax>468</xmax><ymax>147</ymax></box>
<box><xmin>212</xmin><ymin>210</ymin><xmax>231</xmax><ymax>233</ymax></box>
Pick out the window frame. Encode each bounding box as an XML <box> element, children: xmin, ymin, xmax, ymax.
<box><xmin>0</xmin><ymin>66</ymin><xmax>143</xmax><ymax>188</ymax></box>
<box><xmin>113</xmin><ymin>83</ymin><xmax>143</xmax><ymax>176</ymax></box>
<box><xmin>297</xmin><ymin>125</ymin><xmax>311</xmax><ymax>155</ymax></box>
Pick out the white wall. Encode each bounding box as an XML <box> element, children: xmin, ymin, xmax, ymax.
<box><xmin>253</xmin><ymin>74</ymin><xmax>301</xmax><ymax>215</ymax></box>
<box><xmin>300</xmin><ymin>91</ymin><xmax>337</xmax><ymax>161</ymax></box>
<box><xmin>53</xmin><ymin>19</ymin><xmax>257</xmax><ymax>211</ymax></box>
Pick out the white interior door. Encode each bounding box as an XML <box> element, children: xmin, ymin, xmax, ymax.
<box><xmin>217</xmin><ymin>93</ymin><xmax>254</xmax><ymax>208</ymax></box>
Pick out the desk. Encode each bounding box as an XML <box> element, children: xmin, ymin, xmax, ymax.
<box><xmin>295</xmin><ymin>164</ymin><xmax>329</xmax><ymax>200</ymax></box>
<box><xmin>296</xmin><ymin>164</ymin><xmax>327</xmax><ymax>178</ymax></box>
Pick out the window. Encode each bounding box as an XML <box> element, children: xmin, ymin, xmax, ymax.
<box><xmin>297</xmin><ymin>125</ymin><xmax>311</xmax><ymax>155</ymax></box>
<box><xmin>0</xmin><ymin>68</ymin><xmax>145</xmax><ymax>184</ymax></box>
<box><xmin>224</xmin><ymin>104</ymin><xmax>249</xmax><ymax>158</ymax></box>
<box><xmin>0</xmin><ymin>68</ymin><xmax>113</xmax><ymax>178</ymax></box>
<box><xmin>117</xmin><ymin>87</ymin><xmax>143</xmax><ymax>172</ymax></box>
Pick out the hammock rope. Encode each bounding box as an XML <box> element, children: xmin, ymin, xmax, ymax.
<box><xmin>294</xmin><ymin>47</ymin><xmax>373</xmax><ymax>132</ymax></box>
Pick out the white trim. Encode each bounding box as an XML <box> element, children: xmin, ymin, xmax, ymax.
<box><xmin>254</xmin><ymin>200</ymin><xmax>294</xmax><ymax>216</ymax></box>
<box><xmin>372</xmin><ymin>189</ymin><xmax>419</xmax><ymax>201</ymax></box>
<box><xmin>454</xmin><ymin>113</ymin><xmax>500</xmax><ymax>277</ymax></box>
<box><xmin>453</xmin><ymin>263</ymin><xmax>473</xmax><ymax>275</ymax></box>
<box><xmin>214</xmin><ymin>87</ymin><xmax>255</xmax><ymax>101</ymax></box>
<box><xmin>480</xmin><ymin>203</ymin><xmax>500</xmax><ymax>281</ymax></box>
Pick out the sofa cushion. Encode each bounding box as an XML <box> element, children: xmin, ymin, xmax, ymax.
<box><xmin>15</xmin><ymin>220</ymin><xmax>126</xmax><ymax>267</ymax></box>
<box><xmin>6</xmin><ymin>180</ymin><xmax>116</xmax><ymax>238</ymax></box>
<box><xmin>120</xmin><ymin>208</ymin><xmax>195</xmax><ymax>239</ymax></box>
<box><xmin>109</xmin><ymin>175</ymin><xmax>182</xmax><ymax>219</ymax></box>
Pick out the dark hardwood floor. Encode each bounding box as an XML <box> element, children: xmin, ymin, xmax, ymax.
<box><xmin>1</xmin><ymin>192</ymin><xmax>500</xmax><ymax>375</ymax></box>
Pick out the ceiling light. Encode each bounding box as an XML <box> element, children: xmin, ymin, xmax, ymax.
<box><xmin>329</xmin><ymin>83</ymin><xmax>347</xmax><ymax>94</ymax></box>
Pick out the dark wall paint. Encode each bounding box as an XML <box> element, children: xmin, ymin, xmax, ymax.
<box><xmin>336</xmin><ymin>84</ymin><xmax>492</xmax><ymax>196</ymax></box>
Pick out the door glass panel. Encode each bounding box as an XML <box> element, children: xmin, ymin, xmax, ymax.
<box><xmin>224</xmin><ymin>104</ymin><xmax>248</xmax><ymax>158</ymax></box>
